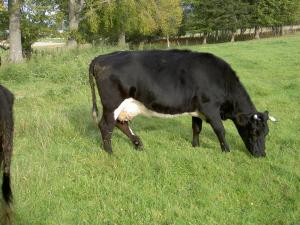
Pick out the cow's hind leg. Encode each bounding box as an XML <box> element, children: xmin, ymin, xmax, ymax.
<box><xmin>201</xmin><ymin>108</ymin><xmax>230</xmax><ymax>152</ymax></box>
<box><xmin>99</xmin><ymin>110</ymin><xmax>116</xmax><ymax>154</ymax></box>
<box><xmin>116</xmin><ymin>121</ymin><xmax>143</xmax><ymax>150</ymax></box>
<box><xmin>192</xmin><ymin>117</ymin><xmax>202</xmax><ymax>147</ymax></box>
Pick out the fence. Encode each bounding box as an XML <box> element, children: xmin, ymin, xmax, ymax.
<box><xmin>149</xmin><ymin>25</ymin><xmax>300</xmax><ymax>47</ymax></box>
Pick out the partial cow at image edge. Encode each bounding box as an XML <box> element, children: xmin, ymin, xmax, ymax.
<box><xmin>0</xmin><ymin>84</ymin><xmax>14</xmax><ymax>225</ymax></box>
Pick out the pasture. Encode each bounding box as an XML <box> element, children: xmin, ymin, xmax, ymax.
<box><xmin>0</xmin><ymin>34</ymin><xmax>299</xmax><ymax>225</ymax></box>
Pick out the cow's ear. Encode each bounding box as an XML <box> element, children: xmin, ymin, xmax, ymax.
<box><xmin>263</xmin><ymin>111</ymin><xmax>269</xmax><ymax>121</ymax></box>
<box><xmin>254</xmin><ymin>111</ymin><xmax>270</xmax><ymax>122</ymax></box>
<box><xmin>264</xmin><ymin>110</ymin><xmax>278</xmax><ymax>122</ymax></box>
<box><xmin>236</xmin><ymin>113</ymin><xmax>250</xmax><ymax>126</ymax></box>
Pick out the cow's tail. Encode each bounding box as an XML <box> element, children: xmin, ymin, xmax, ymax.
<box><xmin>89</xmin><ymin>60</ymin><xmax>99</xmax><ymax>124</ymax></box>
<box><xmin>1</xmin><ymin>171</ymin><xmax>13</xmax><ymax>225</ymax></box>
<box><xmin>2</xmin><ymin>173</ymin><xmax>12</xmax><ymax>205</ymax></box>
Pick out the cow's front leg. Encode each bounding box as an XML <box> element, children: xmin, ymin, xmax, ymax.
<box><xmin>192</xmin><ymin>117</ymin><xmax>202</xmax><ymax>147</ymax></box>
<box><xmin>99</xmin><ymin>111</ymin><xmax>116</xmax><ymax>154</ymax></box>
<box><xmin>116</xmin><ymin>121</ymin><xmax>143</xmax><ymax>150</ymax></box>
<box><xmin>202</xmin><ymin>110</ymin><xmax>230</xmax><ymax>152</ymax></box>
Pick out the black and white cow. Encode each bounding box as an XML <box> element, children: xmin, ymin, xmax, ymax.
<box><xmin>0</xmin><ymin>85</ymin><xmax>14</xmax><ymax>222</ymax></box>
<box><xmin>89</xmin><ymin>50</ymin><xmax>275</xmax><ymax>157</ymax></box>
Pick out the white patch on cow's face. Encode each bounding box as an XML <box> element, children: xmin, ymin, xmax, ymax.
<box><xmin>254</xmin><ymin>114</ymin><xmax>260</xmax><ymax>120</ymax></box>
<box><xmin>113</xmin><ymin>98</ymin><xmax>206</xmax><ymax>122</ymax></box>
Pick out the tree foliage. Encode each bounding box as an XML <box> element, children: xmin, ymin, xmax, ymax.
<box><xmin>1</xmin><ymin>0</ymin><xmax>300</xmax><ymax>55</ymax></box>
<box><xmin>21</xmin><ymin>0</ymin><xmax>62</xmax><ymax>52</ymax></box>
<box><xmin>1</xmin><ymin>0</ymin><xmax>64</xmax><ymax>52</ymax></box>
<box><xmin>0</xmin><ymin>1</ymin><xmax>9</xmax><ymax>40</ymax></box>
<box><xmin>153</xmin><ymin>0</ymin><xmax>183</xmax><ymax>37</ymax></box>
<box><xmin>80</xmin><ymin>0</ymin><xmax>182</xmax><ymax>45</ymax></box>
<box><xmin>184</xmin><ymin>0</ymin><xmax>300</xmax><ymax>39</ymax></box>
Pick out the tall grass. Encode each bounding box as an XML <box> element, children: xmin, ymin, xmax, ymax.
<box><xmin>0</xmin><ymin>34</ymin><xmax>299</xmax><ymax>225</ymax></box>
<box><xmin>0</xmin><ymin>45</ymin><xmax>118</xmax><ymax>83</ymax></box>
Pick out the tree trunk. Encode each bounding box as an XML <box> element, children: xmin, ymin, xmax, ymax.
<box><xmin>202</xmin><ymin>34</ymin><xmax>207</xmax><ymax>45</ymax></box>
<box><xmin>215</xmin><ymin>30</ymin><xmax>219</xmax><ymax>41</ymax></box>
<box><xmin>290</xmin><ymin>25</ymin><xmax>294</xmax><ymax>33</ymax></box>
<box><xmin>271</xmin><ymin>26</ymin><xmax>276</xmax><ymax>36</ymax></box>
<box><xmin>138</xmin><ymin>41</ymin><xmax>144</xmax><ymax>50</ymax></box>
<box><xmin>8</xmin><ymin>0</ymin><xmax>23</xmax><ymax>63</ymax></box>
<box><xmin>279</xmin><ymin>26</ymin><xmax>284</xmax><ymax>36</ymax></box>
<box><xmin>68</xmin><ymin>0</ymin><xmax>78</xmax><ymax>47</ymax></box>
<box><xmin>254</xmin><ymin>26</ymin><xmax>260</xmax><ymax>39</ymax></box>
<box><xmin>118</xmin><ymin>31</ymin><xmax>126</xmax><ymax>47</ymax></box>
<box><xmin>166</xmin><ymin>35</ymin><xmax>170</xmax><ymax>48</ymax></box>
<box><xmin>240</xmin><ymin>28</ymin><xmax>246</xmax><ymax>34</ymax></box>
<box><xmin>231</xmin><ymin>32</ymin><xmax>235</xmax><ymax>42</ymax></box>
<box><xmin>69</xmin><ymin>0</ymin><xmax>79</xmax><ymax>31</ymax></box>
<box><xmin>68</xmin><ymin>0</ymin><xmax>84</xmax><ymax>47</ymax></box>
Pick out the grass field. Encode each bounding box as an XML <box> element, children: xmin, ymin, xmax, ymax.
<box><xmin>0</xmin><ymin>34</ymin><xmax>300</xmax><ymax>225</ymax></box>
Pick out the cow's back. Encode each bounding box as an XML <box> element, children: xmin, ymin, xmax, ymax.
<box><xmin>91</xmin><ymin>50</ymin><xmax>239</xmax><ymax>114</ymax></box>
<box><xmin>92</xmin><ymin>49</ymin><xmax>234</xmax><ymax>88</ymax></box>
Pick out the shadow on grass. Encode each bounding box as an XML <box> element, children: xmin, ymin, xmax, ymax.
<box><xmin>66</xmin><ymin>104</ymin><xmax>251</xmax><ymax>156</ymax></box>
<box><xmin>129</xmin><ymin>116</ymin><xmax>216</xmax><ymax>149</ymax></box>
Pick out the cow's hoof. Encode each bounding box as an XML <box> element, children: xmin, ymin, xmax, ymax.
<box><xmin>132</xmin><ymin>136</ymin><xmax>143</xmax><ymax>150</ymax></box>
<box><xmin>220</xmin><ymin>142</ymin><xmax>230</xmax><ymax>152</ymax></box>
<box><xmin>103</xmin><ymin>147</ymin><xmax>113</xmax><ymax>154</ymax></box>
<box><xmin>132</xmin><ymin>141</ymin><xmax>143</xmax><ymax>150</ymax></box>
<box><xmin>192</xmin><ymin>141</ymin><xmax>200</xmax><ymax>147</ymax></box>
<box><xmin>222</xmin><ymin>147</ymin><xmax>230</xmax><ymax>153</ymax></box>
<box><xmin>134</xmin><ymin>142</ymin><xmax>144</xmax><ymax>150</ymax></box>
<box><xmin>104</xmin><ymin>149</ymin><xmax>113</xmax><ymax>154</ymax></box>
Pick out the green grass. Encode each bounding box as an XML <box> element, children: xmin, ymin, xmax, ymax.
<box><xmin>1</xmin><ymin>34</ymin><xmax>300</xmax><ymax>225</ymax></box>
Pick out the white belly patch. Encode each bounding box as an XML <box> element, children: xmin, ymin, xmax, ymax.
<box><xmin>113</xmin><ymin>98</ymin><xmax>206</xmax><ymax>121</ymax></box>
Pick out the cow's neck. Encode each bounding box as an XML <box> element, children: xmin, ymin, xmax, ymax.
<box><xmin>231</xmin><ymin>83</ymin><xmax>257</xmax><ymax>116</ymax></box>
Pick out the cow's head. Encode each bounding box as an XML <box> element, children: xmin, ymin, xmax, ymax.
<box><xmin>234</xmin><ymin>111</ymin><xmax>270</xmax><ymax>157</ymax></box>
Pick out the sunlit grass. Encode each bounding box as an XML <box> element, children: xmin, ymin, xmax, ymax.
<box><xmin>1</xmin><ymin>34</ymin><xmax>299</xmax><ymax>225</ymax></box>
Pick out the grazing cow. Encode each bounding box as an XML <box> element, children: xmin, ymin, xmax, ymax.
<box><xmin>89</xmin><ymin>50</ymin><xmax>273</xmax><ymax>157</ymax></box>
<box><xmin>0</xmin><ymin>85</ymin><xmax>14</xmax><ymax>219</ymax></box>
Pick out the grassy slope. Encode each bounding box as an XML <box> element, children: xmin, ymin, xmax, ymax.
<box><xmin>0</xmin><ymin>35</ymin><xmax>299</xmax><ymax>225</ymax></box>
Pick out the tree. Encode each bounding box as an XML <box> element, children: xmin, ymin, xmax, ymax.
<box><xmin>112</xmin><ymin>0</ymin><xmax>135</xmax><ymax>46</ymax></box>
<box><xmin>8</xmin><ymin>0</ymin><xmax>23</xmax><ymax>63</ymax></box>
<box><xmin>272</xmin><ymin>0</ymin><xmax>300</xmax><ymax>35</ymax></box>
<box><xmin>191</xmin><ymin>0</ymin><xmax>222</xmax><ymax>44</ymax></box>
<box><xmin>0</xmin><ymin>1</ymin><xmax>9</xmax><ymax>40</ymax></box>
<box><xmin>218</xmin><ymin>0</ymin><xmax>251</xmax><ymax>42</ymax></box>
<box><xmin>153</xmin><ymin>0</ymin><xmax>183</xmax><ymax>48</ymax></box>
<box><xmin>81</xmin><ymin>0</ymin><xmax>182</xmax><ymax>47</ymax></box>
<box><xmin>2</xmin><ymin>0</ymin><xmax>66</xmax><ymax>57</ymax></box>
<box><xmin>248</xmin><ymin>0</ymin><xmax>279</xmax><ymax>38</ymax></box>
<box><xmin>187</xmin><ymin>0</ymin><xmax>300</xmax><ymax>41</ymax></box>
<box><xmin>21</xmin><ymin>0</ymin><xmax>63</xmax><ymax>54</ymax></box>
<box><xmin>190</xmin><ymin>0</ymin><xmax>251</xmax><ymax>43</ymax></box>
<box><xmin>68</xmin><ymin>0</ymin><xmax>84</xmax><ymax>46</ymax></box>
<box><xmin>82</xmin><ymin>0</ymin><xmax>156</xmax><ymax>46</ymax></box>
